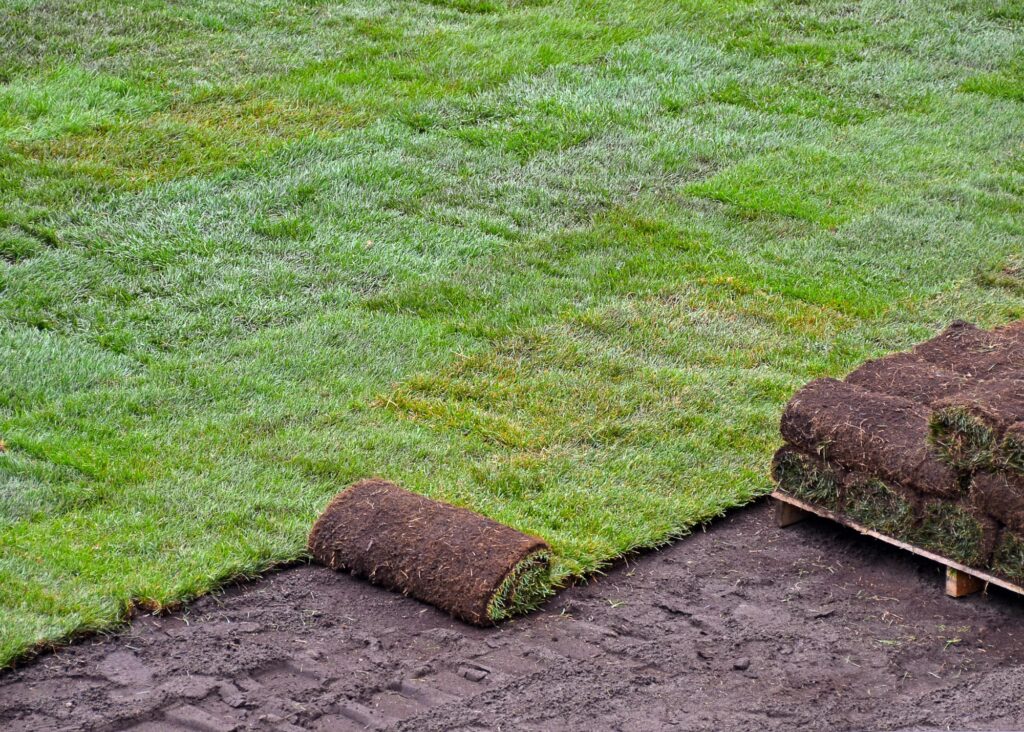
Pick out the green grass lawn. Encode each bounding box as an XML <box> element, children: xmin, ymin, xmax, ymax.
<box><xmin>1</xmin><ymin>0</ymin><xmax>1022</xmax><ymax>664</ymax></box>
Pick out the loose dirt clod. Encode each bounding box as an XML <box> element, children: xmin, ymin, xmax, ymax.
<box><xmin>308</xmin><ymin>479</ymin><xmax>552</xmax><ymax>625</ymax></box>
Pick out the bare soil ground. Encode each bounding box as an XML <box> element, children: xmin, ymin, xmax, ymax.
<box><xmin>4</xmin><ymin>499</ymin><xmax>1024</xmax><ymax>731</ymax></box>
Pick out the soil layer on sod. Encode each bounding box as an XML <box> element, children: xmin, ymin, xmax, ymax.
<box><xmin>845</xmin><ymin>352</ymin><xmax>971</xmax><ymax>406</ymax></box>
<box><xmin>912</xmin><ymin>321</ymin><xmax>1024</xmax><ymax>379</ymax></box>
<box><xmin>308</xmin><ymin>479</ymin><xmax>551</xmax><ymax>625</ymax></box>
<box><xmin>775</xmin><ymin>320</ymin><xmax>1024</xmax><ymax>584</ymax></box>
<box><xmin>780</xmin><ymin>378</ymin><xmax>959</xmax><ymax>497</ymax></box>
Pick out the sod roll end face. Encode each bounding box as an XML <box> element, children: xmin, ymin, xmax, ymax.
<box><xmin>308</xmin><ymin>479</ymin><xmax>552</xmax><ymax>625</ymax></box>
<box><xmin>1000</xmin><ymin>423</ymin><xmax>1024</xmax><ymax>476</ymax></box>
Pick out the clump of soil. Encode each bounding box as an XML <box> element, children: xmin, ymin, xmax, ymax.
<box><xmin>308</xmin><ymin>479</ymin><xmax>551</xmax><ymax>625</ymax></box>
<box><xmin>775</xmin><ymin>319</ymin><xmax>1024</xmax><ymax>585</ymax></box>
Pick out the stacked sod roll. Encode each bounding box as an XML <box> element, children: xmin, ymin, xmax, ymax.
<box><xmin>774</xmin><ymin>320</ymin><xmax>1024</xmax><ymax>583</ymax></box>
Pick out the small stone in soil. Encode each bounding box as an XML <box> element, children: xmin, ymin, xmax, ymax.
<box><xmin>460</xmin><ymin>667</ymin><xmax>488</xmax><ymax>682</ymax></box>
<box><xmin>733</xmin><ymin>658</ymin><xmax>750</xmax><ymax>671</ymax></box>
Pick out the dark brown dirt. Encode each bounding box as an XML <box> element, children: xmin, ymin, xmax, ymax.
<box><xmin>972</xmin><ymin>472</ymin><xmax>1024</xmax><ymax>534</ymax></box>
<box><xmin>780</xmin><ymin>378</ymin><xmax>960</xmax><ymax>496</ymax></box>
<box><xmin>845</xmin><ymin>351</ymin><xmax>970</xmax><ymax>406</ymax></box>
<box><xmin>307</xmin><ymin>480</ymin><xmax>549</xmax><ymax>626</ymax></box>
<box><xmin>6</xmin><ymin>501</ymin><xmax>1024</xmax><ymax>731</ymax></box>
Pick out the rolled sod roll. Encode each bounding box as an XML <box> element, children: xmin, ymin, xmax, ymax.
<box><xmin>1000</xmin><ymin>422</ymin><xmax>1024</xmax><ymax>476</ymax></box>
<box><xmin>780</xmin><ymin>378</ymin><xmax>960</xmax><ymax>497</ymax></box>
<box><xmin>772</xmin><ymin>446</ymin><xmax>993</xmax><ymax>567</ymax></box>
<box><xmin>971</xmin><ymin>472</ymin><xmax>1024</xmax><ymax>534</ymax></box>
<box><xmin>308</xmin><ymin>479</ymin><xmax>552</xmax><ymax>625</ymax></box>
<box><xmin>992</xmin><ymin>529</ymin><xmax>1024</xmax><ymax>585</ymax></box>
<box><xmin>911</xmin><ymin>498</ymin><xmax>997</xmax><ymax>569</ymax></box>
<box><xmin>771</xmin><ymin>445</ymin><xmax>848</xmax><ymax>512</ymax></box>
<box><xmin>929</xmin><ymin>379</ymin><xmax>1024</xmax><ymax>470</ymax></box>
<box><xmin>912</xmin><ymin>320</ymin><xmax>1024</xmax><ymax>379</ymax></box>
<box><xmin>844</xmin><ymin>351</ymin><xmax>970</xmax><ymax>406</ymax></box>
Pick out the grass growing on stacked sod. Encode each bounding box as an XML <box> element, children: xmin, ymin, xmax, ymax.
<box><xmin>1</xmin><ymin>0</ymin><xmax>1023</xmax><ymax>662</ymax></box>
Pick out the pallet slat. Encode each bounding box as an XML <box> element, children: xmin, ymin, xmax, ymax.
<box><xmin>771</xmin><ymin>491</ymin><xmax>1024</xmax><ymax>599</ymax></box>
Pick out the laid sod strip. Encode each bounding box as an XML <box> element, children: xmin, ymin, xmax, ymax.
<box><xmin>930</xmin><ymin>380</ymin><xmax>1024</xmax><ymax>471</ymax></box>
<box><xmin>844</xmin><ymin>352</ymin><xmax>970</xmax><ymax>407</ymax></box>
<box><xmin>1000</xmin><ymin>423</ymin><xmax>1024</xmax><ymax>476</ymax></box>
<box><xmin>780</xmin><ymin>378</ymin><xmax>960</xmax><ymax>497</ymax></box>
<box><xmin>4</xmin><ymin>0</ymin><xmax>1024</xmax><ymax>666</ymax></box>
<box><xmin>308</xmin><ymin>479</ymin><xmax>552</xmax><ymax>625</ymax></box>
<box><xmin>970</xmin><ymin>472</ymin><xmax>1024</xmax><ymax>535</ymax></box>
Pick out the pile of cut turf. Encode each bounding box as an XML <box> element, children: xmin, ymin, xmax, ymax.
<box><xmin>774</xmin><ymin>320</ymin><xmax>1024</xmax><ymax>582</ymax></box>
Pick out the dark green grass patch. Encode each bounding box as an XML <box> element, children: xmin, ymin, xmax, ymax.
<box><xmin>961</xmin><ymin>53</ymin><xmax>1024</xmax><ymax>103</ymax></box>
<box><xmin>929</xmin><ymin>406</ymin><xmax>999</xmax><ymax>471</ymax></box>
<box><xmin>772</xmin><ymin>449</ymin><xmax>843</xmax><ymax>512</ymax></box>
<box><xmin>993</xmin><ymin>530</ymin><xmax>1024</xmax><ymax>584</ymax></box>
<box><xmin>911</xmin><ymin>501</ymin><xmax>990</xmax><ymax>568</ymax></box>
<box><xmin>845</xmin><ymin>479</ymin><xmax>917</xmax><ymax>538</ymax></box>
<box><xmin>1</xmin><ymin>0</ymin><xmax>1024</xmax><ymax>665</ymax></box>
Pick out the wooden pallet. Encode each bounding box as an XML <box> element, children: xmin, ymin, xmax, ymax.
<box><xmin>772</xmin><ymin>490</ymin><xmax>1024</xmax><ymax>599</ymax></box>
